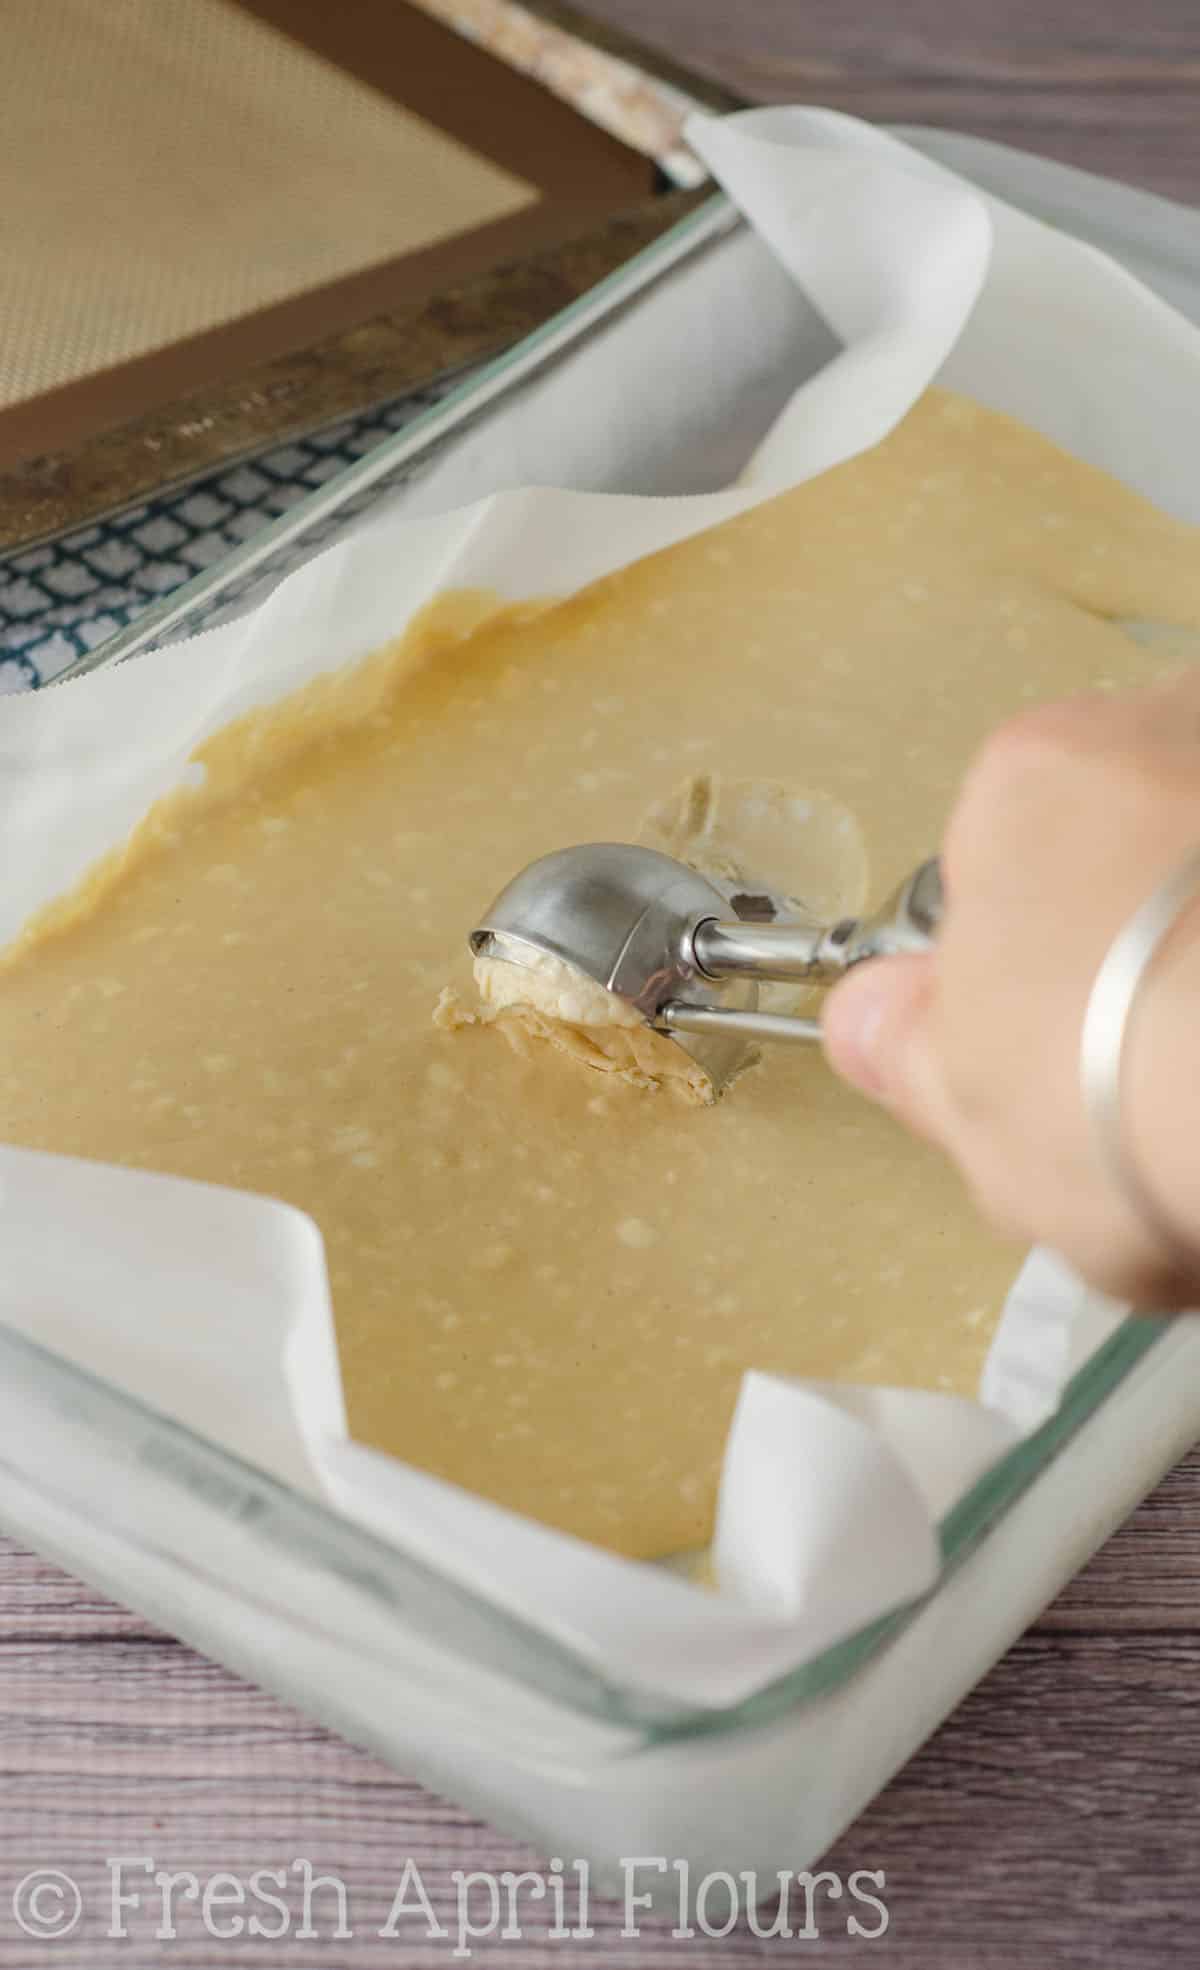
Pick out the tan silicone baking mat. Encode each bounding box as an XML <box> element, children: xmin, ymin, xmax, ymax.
<box><xmin>0</xmin><ymin>0</ymin><xmax>537</xmax><ymax>411</ymax></box>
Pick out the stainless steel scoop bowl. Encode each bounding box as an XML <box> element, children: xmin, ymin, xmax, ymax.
<box><xmin>471</xmin><ymin>842</ymin><xmax>943</xmax><ymax>1049</ymax></box>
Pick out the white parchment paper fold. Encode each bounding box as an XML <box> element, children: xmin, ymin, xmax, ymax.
<box><xmin>0</xmin><ymin>108</ymin><xmax>1189</xmax><ymax>1707</ymax></box>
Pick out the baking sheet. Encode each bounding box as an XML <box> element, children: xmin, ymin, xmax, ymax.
<box><xmin>1</xmin><ymin>107</ymin><xmax>1196</xmax><ymax>1708</ymax></box>
<box><xmin>0</xmin><ymin>0</ymin><xmax>536</xmax><ymax>409</ymax></box>
<box><xmin>406</xmin><ymin>0</ymin><xmax>709</xmax><ymax>186</ymax></box>
<box><xmin>0</xmin><ymin>0</ymin><xmax>669</xmax><ymax>478</ymax></box>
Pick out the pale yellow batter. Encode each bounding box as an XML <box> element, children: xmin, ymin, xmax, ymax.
<box><xmin>4</xmin><ymin>389</ymin><xmax>1200</xmax><ymax>1558</ymax></box>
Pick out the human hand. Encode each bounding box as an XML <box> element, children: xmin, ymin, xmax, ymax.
<box><xmin>822</xmin><ymin>672</ymin><xmax>1200</xmax><ymax>1307</ymax></box>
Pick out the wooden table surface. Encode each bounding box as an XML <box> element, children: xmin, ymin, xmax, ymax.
<box><xmin>5</xmin><ymin>5</ymin><xmax>1200</xmax><ymax>1965</ymax></box>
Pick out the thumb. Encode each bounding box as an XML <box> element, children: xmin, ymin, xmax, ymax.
<box><xmin>821</xmin><ymin>953</ymin><xmax>951</xmax><ymax>1145</ymax></box>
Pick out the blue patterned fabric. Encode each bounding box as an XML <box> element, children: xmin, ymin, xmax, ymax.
<box><xmin>0</xmin><ymin>387</ymin><xmax>454</xmax><ymax>691</ymax></box>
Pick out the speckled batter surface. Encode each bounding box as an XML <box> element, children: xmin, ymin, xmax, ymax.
<box><xmin>4</xmin><ymin>390</ymin><xmax>1200</xmax><ymax>1557</ymax></box>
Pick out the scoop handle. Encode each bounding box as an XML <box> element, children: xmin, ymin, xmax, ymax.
<box><xmin>838</xmin><ymin>856</ymin><xmax>944</xmax><ymax>965</ymax></box>
<box><xmin>661</xmin><ymin>1002</ymin><xmax>823</xmax><ymax>1044</ymax></box>
<box><xmin>690</xmin><ymin>857</ymin><xmax>943</xmax><ymax>986</ymax></box>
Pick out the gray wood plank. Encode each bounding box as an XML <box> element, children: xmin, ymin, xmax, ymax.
<box><xmin>0</xmin><ymin>1451</ymin><xmax>1195</xmax><ymax>1964</ymax></box>
<box><xmin>0</xmin><ymin>1611</ymin><xmax>1196</xmax><ymax>1967</ymax></box>
<box><xmin>585</xmin><ymin>0</ymin><xmax>1200</xmax><ymax>202</ymax></box>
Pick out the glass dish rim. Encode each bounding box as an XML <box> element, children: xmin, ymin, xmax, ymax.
<box><xmin>0</xmin><ymin>1303</ymin><xmax>1166</xmax><ymax>1746</ymax></box>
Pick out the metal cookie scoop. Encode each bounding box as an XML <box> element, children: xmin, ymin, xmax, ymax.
<box><xmin>470</xmin><ymin>843</ymin><xmax>943</xmax><ymax>1049</ymax></box>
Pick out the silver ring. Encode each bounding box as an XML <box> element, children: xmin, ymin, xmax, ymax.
<box><xmin>1080</xmin><ymin>843</ymin><xmax>1200</xmax><ymax>1276</ymax></box>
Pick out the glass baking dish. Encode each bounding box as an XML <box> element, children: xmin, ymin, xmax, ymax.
<box><xmin>0</xmin><ymin>1302</ymin><xmax>1166</xmax><ymax>1744</ymax></box>
<box><xmin>8</xmin><ymin>128</ymin><xmax>1199</xmax><ymax>1771</ymax></box>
